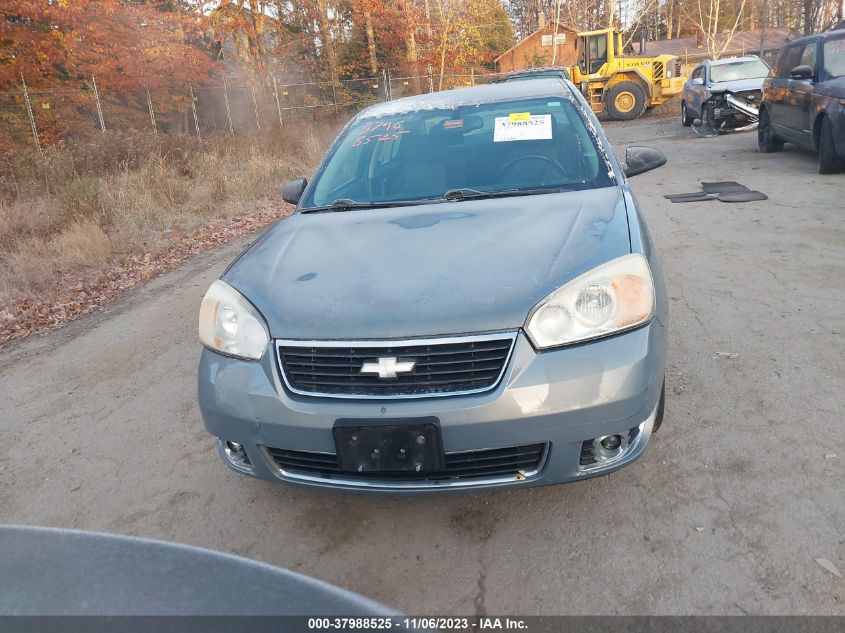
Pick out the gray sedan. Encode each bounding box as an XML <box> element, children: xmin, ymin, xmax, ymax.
<box><xmin>197</xmin><ymin>78</ymin><xmax>669</xmax><ymax>492</ymax></box>
<box><xmin>681</xmin><ymin>56</ymin><xmax>770</xmax><ymax>129</ymax></box>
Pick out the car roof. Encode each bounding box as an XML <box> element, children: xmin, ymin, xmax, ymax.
<box><xmin>785</xmin><ymin>28</ymin><xmax>845</xmax><ymax>45</ymax></box>
<box><xmin>505</xmin><ymin>67</ymin><xmax>571</xmax><ymax>77</ymax></box>
<box><xmin>706</xmin><ymin>55</ymin><xmax>764</xmax><ymax>66</ymax></box>
<box><xmin>355</xmin><ymin>78</ymin><xmax>576</xmax><ymax>120</ymax></box>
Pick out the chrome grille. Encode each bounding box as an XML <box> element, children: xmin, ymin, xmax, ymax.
<box><xmin>266</xmin><ymin>443</ymin><xmax>547</xmax><ymax>481</ymax></box>
<box><xmin>276</xmin><ymin>333</ymin><xmax>516</xmax><ymax>399</ymax></box>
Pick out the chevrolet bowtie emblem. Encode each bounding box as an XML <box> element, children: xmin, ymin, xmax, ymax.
<box><xmin>360</xmin><ymin>357</ymin><xmax>416</xmax><ymax>379</ymax></box>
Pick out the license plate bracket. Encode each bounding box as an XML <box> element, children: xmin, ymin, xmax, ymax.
<box><xmin>333</xmin><ymin>417</ymin><xmax>443</xmax><ymax>474</ymax></box>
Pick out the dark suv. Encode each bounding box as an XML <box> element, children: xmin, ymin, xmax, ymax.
<box><xmin>758</xmin><ymin>29</ymin><xmax>845</xmax><ymax>173</ymax></box>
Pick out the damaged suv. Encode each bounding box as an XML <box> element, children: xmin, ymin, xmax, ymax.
<box><xmin>681</xmin><ymin>56</ymin><xmax>770</xmax><ymax>134</ymax></box>
<box><xmin>197</xmin><ymin>79</ymin><xmax>668</xmax><ymax>492</ymax></box>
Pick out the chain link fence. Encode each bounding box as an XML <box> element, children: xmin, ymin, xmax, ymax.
<box><xmin>0</xmin><ymin>69</ymin><xmax>506</xmax><ymax>154</ymax></box>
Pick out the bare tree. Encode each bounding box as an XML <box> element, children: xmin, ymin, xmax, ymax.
<box><xmin>686</xmin><ymin>0</ymin><xmax>750</xmax><ymax>59</ymax></box>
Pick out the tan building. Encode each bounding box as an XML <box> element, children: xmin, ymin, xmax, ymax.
<box><xmin>495</xmin><ymin>21</ymin><xmax>579</xmax><ymax>74</ymax></box>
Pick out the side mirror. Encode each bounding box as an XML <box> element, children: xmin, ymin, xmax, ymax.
<box><xmin>623</xmin><ymin>146</ymin><xmax>667</xmax><ymax>178</ymax></box>
<box><xmin>282</xmin><ymin>178</ymin><xmax>307</xmax><ymax>204</ymax></box>
<box><xmin>790</xmin><ymin>64</ymin><xmax>814</xmax><ymax>80</ymax></box>
<box><xmin>692</xmin><ymin>77</ymin><xmax>704</xmax><ymax>85</ymax></box>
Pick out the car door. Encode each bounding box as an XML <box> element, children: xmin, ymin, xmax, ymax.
<box><xmin>786</xmin><ymin>39</ymin><xmax>820</xmax><ymax>147</ymax></box>
<box><xmin>687</xmin><ymin>65</ymin><xmax>707</xmax><ymax>118</ymax></box>
<box><xmin>768</xmin><ymin>44</ymin><xmax>803</xmax><ymax>139</ymax></box>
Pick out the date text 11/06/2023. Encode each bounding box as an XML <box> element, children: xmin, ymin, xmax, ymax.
<box><xmin>307</xmin><ymin>617</ymin><xmax>529</xmax><ymax>630</ymax></box>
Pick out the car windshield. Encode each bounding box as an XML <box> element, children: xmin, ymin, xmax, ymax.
<box><xmin>301</xmin><ymin>96</ymin><xmax>613</xmax><ymax>210</ymax></box>
<box><xmin>709</xmin><ymin>59</ymin><xmax>770</xmax><ymax>82</ymax></box>
<box><xmin>823</xmin><ymin>37</ymin><xmax>845</xmax><ymax>80</ymax></box>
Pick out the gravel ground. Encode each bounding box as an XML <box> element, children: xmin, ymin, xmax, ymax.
<box><xmin>1</xmin><ymin>116</ymin><xmax>843</xmax><ymax>615</ymax></box>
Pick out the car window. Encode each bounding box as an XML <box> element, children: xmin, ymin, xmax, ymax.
<box><xmin>303</xmin><ymin>97</ymin><xmax>613</xmax><ymax>208</ymax></box>
<box><xmin>823</xmin><ymin>36</ymin><xmax>845</xmax><ymax>80</ymax></box>
<box><xmin>691</xmin><ymin>66</ymin><xmax>704</xmax><ymax>81</ymax></box>
<box><xmin>799</xmin><ymin>42</ymin><xmax>818</xmax><ymax>74</ymax></box>
<box><xmin>587</xmin><ymin>34</ymin><xmax>608</xmax><ymax>74</ymax></box>
<box><xmin>776</xmin><ymin>45</ymin><xmax>803</xmax><ymax>77</ymax></box>
<box><xmin>709</xmin><ymin>59</ymin><xmax>770</xmax><ymax>82</ymax></box>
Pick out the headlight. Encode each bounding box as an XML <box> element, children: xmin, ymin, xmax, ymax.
<box><xmin>198</xmin><ymin>280</ymin><xmax>269</xmax><ymax>360</ymax></box>
<box><xmin>525</xmin><ymin>253</ymin><xmax>655</xmax><ymax>350</ymax></box>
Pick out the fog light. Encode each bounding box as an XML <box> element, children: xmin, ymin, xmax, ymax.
<box><xmin>591</xmin><ymin>433</ymin><xmax>628</xmax><ymax>462</ymax></box>
<box><xmin>600</xmin><ymin>435</ymin><xmax>622</xmax><ymax>451</ymax></box>
<box><xmin>221</xmin><ymin>439</ymin><xmax>252</xmax><ymax>473</ymax></box>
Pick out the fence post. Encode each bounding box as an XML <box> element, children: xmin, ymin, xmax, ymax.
<box><xmin>189</xmin><ymin>84</ymin><xmax>201</xmax><ymax>142</ymax></box>
<box><xmin>272</xmin><ymin>75</ymin><xmax>284</xmax><ymax>128</ymax></box>
<box><xmin>20</xmin><ymin>74</ymin><xmax>42</xmax><ymax>154</ymax></box>
<box><xmin>250</xmin><ymin>82</ymin><xmax>261</xmax><ymax>132</ymax></box>
<box><xmin>92</xmin><ymin>75</ymin><xmax>106</xmax><ymax>133</ymax></box>
<box><xmin>146</xmin><ymin>88</ymin><xmax>157</xmax><ymax>136</ymax></box>
<box><xmin>382</xmin><ymin>69</ymin><xmax>390</xmax><ymax>101</ymax></box>
<box><xmin>331</xmin><ymin>79</ymin><xmax>339</xmax><ymax>116</ymax></box>
<box><xmin>471</xmin><ymin>68</ymin><xmax>475</xmax><ymax>86</ymax></box>
<box><xmin>427</xmin><ymin>64</ymin><xmax>434</xmax><ymax>93</ymax></box>
<box><xmin>223</xmin><ymin>78</ymin><xmax>234</xmax><ymax>136</ymax></box>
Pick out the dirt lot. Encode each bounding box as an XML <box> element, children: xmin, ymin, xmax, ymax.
<box><xmin>1</xmin><ymin>116</ymin><xmax>843</xmax><ymax>615</ymax></box>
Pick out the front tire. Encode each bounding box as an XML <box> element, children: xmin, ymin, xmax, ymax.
<box><xmin>758</xmin><ymin>107</ymin><xmax>784</xmax><ymax>153</ymax></box>
<box><xmin>681</xmin><ymin>101</ymin><xmax>693</xmax><ymax>127</ymax></box>
<box><xmin>606</xmin><ymin>81</ymin><xmax>647</xmax><ymax>121</ymax></box>
<box><xmin>818</xmin><ymin>116</ymin><xmax>842</xmax><ymax>175</ymax></box>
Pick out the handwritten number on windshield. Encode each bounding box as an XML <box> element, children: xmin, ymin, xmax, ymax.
<box><xmin>352</xmin><ymin>120</ymin><xmax>410</xmax><ymax>147</ymax></box>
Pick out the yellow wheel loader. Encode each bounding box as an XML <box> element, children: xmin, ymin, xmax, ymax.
<box><xmin>567</xmin><ymin>28</ymin><xmax>685</xmax><ymax>121</ymax></box>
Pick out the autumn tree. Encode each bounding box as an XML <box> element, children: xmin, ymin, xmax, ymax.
<box><xmin>0</xmin><ymin>1</ymin><xmax>214</xmax><ymax>91</ymax></box>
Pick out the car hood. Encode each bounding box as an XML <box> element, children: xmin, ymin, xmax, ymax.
<box><xmin>223</xmin><ymin>187</ymin><xmax>631</xmax><ymax>340</ymax></box>
<box><xmin>711</xmin><ymin>77</ymin><xmax>765</xmax><ymax>93</ymax></box>
<box><xmin>816</xmin><ymin>76</ymin><xmax>845</xmax><ymax>99</ymax></box>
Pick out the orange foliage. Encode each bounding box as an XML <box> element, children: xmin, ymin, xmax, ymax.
<box><xmin>0</xmin><ymin>1</ymin><xmax>216</xmax><ymax>92</ymax></box>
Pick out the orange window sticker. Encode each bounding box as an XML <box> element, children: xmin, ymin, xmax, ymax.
<box><xmin>443</xmin><ymin>119</ymin><xmax>464</xmax><ymax>129</ymax></box>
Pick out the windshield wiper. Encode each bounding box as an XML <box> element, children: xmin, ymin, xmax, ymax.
<box><xmin>300</xmin><ymin>197</ymin><xmax>441</xmax><ymax>213</ymax></box>
<box><xmin>441</xmin><ymin>187</ymin><xmax>564</xmax><ymax>201</ymax></box>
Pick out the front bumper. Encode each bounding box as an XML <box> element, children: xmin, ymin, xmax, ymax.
<box><xmin>198</xmin><ymin>322</ymin><xmax>666</xmax><ymax>493</ymax></box>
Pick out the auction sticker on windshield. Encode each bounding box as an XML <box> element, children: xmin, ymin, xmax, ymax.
<box><xmin>494</xmin><ymin>113</ymin><xmax>552</xmax><ymax>142</ymax></box>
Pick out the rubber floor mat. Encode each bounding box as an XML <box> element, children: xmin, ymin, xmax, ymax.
<box><xmin>718</xmin><ymin>190</ymin><xmax>768</xmax><ymax>202</ymax></box>
<box><xmin>669</xmin><ymin>193</ymin><xmax>715</xmax><ymax>203</ymax></box>
<box><xmin>664</xmin><ymin>192</ymin><xmax>713</xmax><ymax>200</ymax></box>
<box><xmin>701</xmin><ymin>181</ymin><xmax>750</xmax><ymax>194</ymax></box>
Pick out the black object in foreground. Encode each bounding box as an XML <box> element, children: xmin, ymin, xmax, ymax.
<box><xmin>664</xmin><ymin>192</ymin><xmax>715</xmax><ymax>202</ymax></box>
<box><xmin>664</xmin><ymin>181</ymin><xmax>766</xmax><ymax>203</ymax></box>
<box><xmin>700</xmin><ymin>181</ymin><xmax>750</xmax><ymax>194</ymax></box>
<box><xmin>717</xmin><ymin>190</ymin><xmax>768</xmax><ymax>202</ymax></box>
<box><xmin>0</xmin><ymin>525</ymin><xmax>395</xmax><ymax>616</ymax></box>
